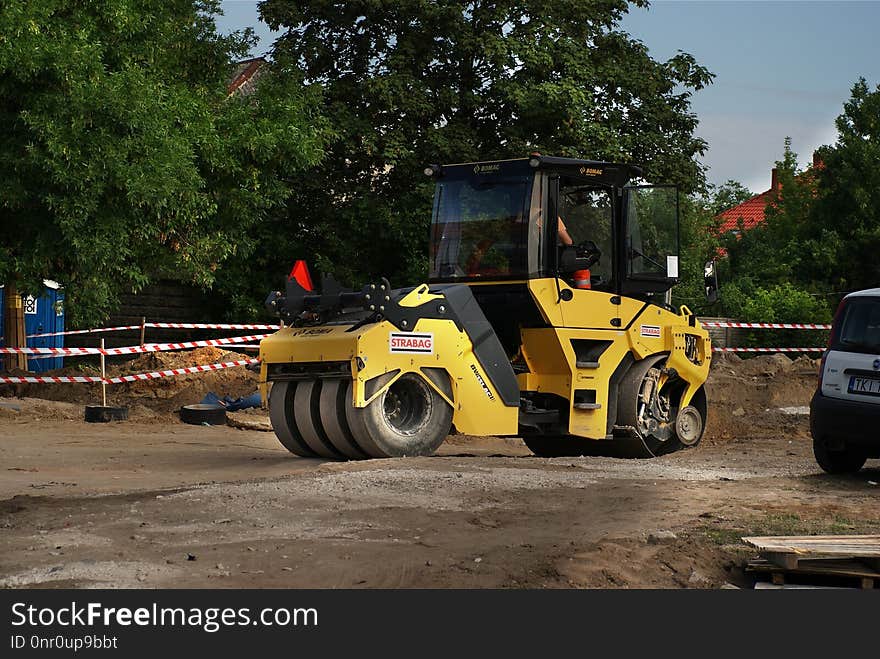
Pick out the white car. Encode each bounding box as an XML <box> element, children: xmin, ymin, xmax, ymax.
<box><xmin>811</xmin><ymin>288</ymin><xmax>880</xmax><ymax>473</ymax></box>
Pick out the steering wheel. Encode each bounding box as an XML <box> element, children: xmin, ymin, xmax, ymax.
<box><xmin>576</xmin><ymin>240</ymin><xmax>602</xmax><ymax>269</ymax></box>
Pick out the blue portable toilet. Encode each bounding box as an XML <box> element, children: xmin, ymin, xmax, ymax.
<box><xmin>0</xmin><ymin>280</ymin><xmax>65</xmax><ymax>372</ymax></box>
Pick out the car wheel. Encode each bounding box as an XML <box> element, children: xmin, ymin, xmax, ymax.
<box><xmin>812</xmin><ymin>436</ymin><xmax>867</xmax><ymax>474</ymax></box>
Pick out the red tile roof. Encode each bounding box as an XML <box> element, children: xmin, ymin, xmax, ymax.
<box><xmin>228</xmin><ymin>57</ymin><xmax>266</xmax><ymax>96</ymax></box>
<box><xmin>716</xmin><ymin>189</ymin><xmax>775</xmax><ymax>233</ymax></box>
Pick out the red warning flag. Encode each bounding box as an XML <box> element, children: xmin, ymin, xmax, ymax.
<box><xmin>288</xmin><ymin>260</ymin><xmax>314</xmax><ymax>291</ymax></box>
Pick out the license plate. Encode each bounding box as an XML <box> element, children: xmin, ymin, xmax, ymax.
<box><xmin>848</xmin><ymin>376</ymin><xmax>880</xmax><ymax>396</ymax></box>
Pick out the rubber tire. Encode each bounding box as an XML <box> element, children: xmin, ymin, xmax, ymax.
<box><xmin>268</xmin><ymin>381</ymin><xmax>318</xmax><ymax>457</ymax></box>
<box><xmin>346</xmin><ymin>373</ymin><xmax>453</xmax><ymax>458</ymax></box>
<box><xmin>319</xmin><ymin>379</ymin><xmax>369</xmax><ymax>459</ymax></box>
<box><xmin>813</xmin><ymin>436</ymin><xmax>867</xmax><ymax>474</ymax></box>
<box><xmin>84</xmin><ymin>405</ymin><xmax>129</xmax><ymax>423</ymax></box>
<box><xmin>179</xmin><ymin>403</ymin><xmax>226</xmax><ymax>426</ymax></box>
<box><xmin>293</xmin><ymin>380</ymin><xmax>344</xmax><ymax>459</ymax></box>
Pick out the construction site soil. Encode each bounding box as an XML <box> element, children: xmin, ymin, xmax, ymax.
<box><xmin>1</xmin><ymin>352</ymin><xmax>878</xmax><ymax>589</ymax></box>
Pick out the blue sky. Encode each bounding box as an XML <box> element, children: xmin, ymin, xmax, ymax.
<box><xmin>216</xmin><ymin>0</ymin><xmax>880</xmax><ymax>192</ymax></box>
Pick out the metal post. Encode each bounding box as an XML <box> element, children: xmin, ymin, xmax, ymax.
<box><xmin>100</xmin><ymin>338</ymin><xmax>106</xmax><ymax>408</ymax></box>
<box><xmin>139</xmin><ymin>316</ymin><xmax>146</xmax><ymax>347</ymax></box>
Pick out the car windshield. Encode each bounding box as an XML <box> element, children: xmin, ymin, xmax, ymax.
<box><xmin>429</xmin><ymin>173</ymin><xmax>533</xmax><ymax>279</ymax></box>
<box><xmin>837</xmin><ymin>297</ymin><xmax>880</xmax><ymax>353</ymax></box>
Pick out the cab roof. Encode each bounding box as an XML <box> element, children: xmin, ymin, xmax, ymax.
<box><xmin>437</xmin><ymin>155</ymin><xmax>643</xmax><ymax>188</ymax></box>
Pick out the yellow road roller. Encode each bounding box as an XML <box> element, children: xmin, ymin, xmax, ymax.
<box><xmin>259</xmin><ymin>155</ymin><xmax>711</xmax><ymax>459</ymax></box>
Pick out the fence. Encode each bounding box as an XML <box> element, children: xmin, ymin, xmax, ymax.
<box><xmin>698</xmin><ymin>319</ymin><xmax>828</xmax><ymax>354</ymax></box>
<box><xmin>0</xmin><ymin>321</ymin><xmax>270</xmax><ymax>385</ymax></box>
<box><xmin>1</xmin><ymin>315</ymin><xmax>831</xmax><ymax>386</ymax></box>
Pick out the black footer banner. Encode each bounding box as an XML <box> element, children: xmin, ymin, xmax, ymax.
<box><xmin>1</xmin><ymin>589</ymin><xmax>875</xmax><ymax>654</ymax></box>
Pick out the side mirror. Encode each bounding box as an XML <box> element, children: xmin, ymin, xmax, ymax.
<box><xmin>704</xmin><ymin>260</ymin><xmax>719</xmax><ymax>303</ymax></box>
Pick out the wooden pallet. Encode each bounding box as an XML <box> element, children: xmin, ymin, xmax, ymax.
<box><xmin>747</xmin><ymin>557</ymin><xmax>879</xmax><ymax>589</ymax></box>
<box><xmin>743</xmin><ymin>535</ymin><xmax>880</xmax><ymax>589</ymax></box>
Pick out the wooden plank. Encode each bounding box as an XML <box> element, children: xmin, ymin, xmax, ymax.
<box><xmin>747</xmin><ymin>558</ymin><xmax>880</xmax><ymax>579</ymax></box>
<box><xmin>742</xmin><ymin>535</ymin><xmax>880</xmax><ymax>558</ymax></box>
<box><xmin>755</xmin><ymin>582</ymin><xmax>850</xmax><ymax>590</ymax></box>
<box><xmin>765</xmin><ymin>551</ymin><xmax>800</xmax><ymax>570</ymax></box>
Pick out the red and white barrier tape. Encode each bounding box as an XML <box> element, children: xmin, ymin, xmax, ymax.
<box><xmin>104</xmin><ymin>334</ymin><xmax>270</xmax><ymax>355</ymax></box>
<box><xmin>24</xmin><ymin>324</ymin><xmax>143</xmax><ymax>339</ymax></box>
<box><xmin>713</xmin><ymin>347</ymin><xmax>824</xmax><ymax>353</ymax></box>
<box><xmin>0</xmin><ymin>374</ymin><xmax>105</xmax><ymax>384</ymax></box>
<box><xmin>104</xmin><ymin>358</ymin><xmax>259</xmax><ymax>384</ymax></box>
<box><xmin>701</xmin><ymin>321</ymin><xmax>831</xmax><ymax>330</ymax></box>
<box><xmin>11</xmin><ymin>322</ymin><xmax>279</xmax><ymax>341</ymax></box>
<box><xmin>0</xmin><ymin>346</ymin><xmax>98</xmax><ymax>356</ymax></box>
<box><xmin>0</xmin><ymin>334</ymin><xmax>269</xmax><ymax>356</ymax></box>
<box><xmin>146</xmin><ymin>322</ymin><xmax>278</xmax><ymax>331</ymax></box>
<box><xmin>0</xmin><ymin>358</ymin><xmax>259</xmax><ymax>385</ymax></box>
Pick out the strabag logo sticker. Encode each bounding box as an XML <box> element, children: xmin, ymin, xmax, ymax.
<box><xmin>470</xmin><ymin>364</ymin><xmax>495</xmax><ymax>400</ymax></box>
<box><xmin>389</xmin><ymin>332</ymin><xmax>434</xmax><ymax>354</ymax></box>
<box><xmin>640</xmin><ymin>325</ymin><xmax>662</xmax><ymax>338</ymax></box>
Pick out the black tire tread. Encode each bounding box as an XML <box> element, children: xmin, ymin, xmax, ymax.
<box><xmin>319</xmin><ymin>379</ymin><xmax>369</xmax><ymax>459</ymax></box>
<box><xmin>268</xmin><ymin>381</ymin><xmax>318</xmax><ymax>457</ymax></box>
<box><xmin>813</xmin><ymin>436</ymin><xmax>866</xmax><ymax>474</ymax></box>
<box><xmin>293</xmin><ymin>380</ymin><xmax>344</xmax><ymax>459</ymax></box>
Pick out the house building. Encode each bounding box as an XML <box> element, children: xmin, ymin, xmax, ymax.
<box><xmin>228</xmin><ymin>57</ymin><xmax>267</xmax><ymax>96</ymax></box>
<box><xmin>716</xmin><ymin>152</ymin><xmax>822</xmax><ymax>235</ymax></box>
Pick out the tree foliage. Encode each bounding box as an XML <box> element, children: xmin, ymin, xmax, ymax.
<box><xmin>718</xmin><ymin>78</ymin><xmax>880</xmax><ymax>329</ymax></box>
<box><xmin>718</xmin><ymin>139</ymin><xmax>831</xmax><ymax>327</ymax></box>
<box><xmin>0</xmin><ymin>0</ymin><xmax>326</xmax><ymax>326</ymax></box>
<box><xmin>258</xmin><ymin>0</ymin><xmax>714</xmax><ymax>289</ymax></box>
<box><xmin>672</xmin><ymin>196</ymin><xmax>722</xmax><ymax>310</ymax></box>
<box><xmin>706</xmin><ymin>179</ymin><xmax>753</xmax><ymax>216</ymax></box>
<box><xmin>811</xmin><ymin>78</ymin><xmax>880</xmax><ymax>293</ymax></box>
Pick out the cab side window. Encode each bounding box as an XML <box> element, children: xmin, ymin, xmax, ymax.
<box><xmin>560</xmin><ymin>186</ymin><xmax>613</xmax><ymax>287</ymax></box>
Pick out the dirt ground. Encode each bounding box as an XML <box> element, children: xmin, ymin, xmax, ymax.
<box><xmin>1</xmin><ymin>352</ymin><xmax>879</xmax><ymax>589</ymax></box>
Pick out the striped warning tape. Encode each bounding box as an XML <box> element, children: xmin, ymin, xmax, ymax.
<box><xmin>712</xmin><ymin>347</ymin><xmax>824</xmax><ymax>353</ymax></box>
<box><xmin>0</xmin><ymin>346</ymin><xmax>98</xmax><ymax>356</ymax></box>
<box><xmin>11</xmin><ymin>322</ymin><xmax>280</xmax><ymax>341</ymax></box>
<box><xmin>701</xmin><ymin>322</ymin><xmax>831</xmax><ymax>330</ymax></box>
<box><xmin>0</xmin><ymin>358</ymin><xmax>260</xmax><ymax>384</ymax></box>
<box><xmin>146</xmin><ymin>322</ymin><xmax>278</xmax><ymax>331</ymax></box>
<box><xmin>24</xmin><ymin>325</ymin><xmax>143</xmax><ymax>339</ymax></box>
<box><xmin>104</xmin><ymin>359</ymin><xmax>259</xmax><ymax>384</ymax></box>
<box><xmin>0</xmin><ymin>374</ymin><xmax>105</xmax><ymax>384</ymax></box>
<box><xmin>0</xmin><ymin>334</ymin><xmax>270</xmax><ymax>356</ymax></box>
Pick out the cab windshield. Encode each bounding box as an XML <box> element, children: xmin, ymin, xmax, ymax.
<box><xmin>429</xmin><ymin>172</ymin><xmax>534</xmax><ymax>279</ymax></box>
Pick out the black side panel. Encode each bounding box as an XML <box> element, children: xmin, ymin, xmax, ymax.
<box><xmin>605</xmin><ymin>352</ymin><xmax>635</xmax><ymax>434</ymax></box>
<box><xmin>436</xmin><ymin>285</ymin><xmax>520</xmax><ymax>407</ymax></box>
<box><xmin>469</xmin><ymin>283</ymin><xmax>547</xmax><ymax>357</ymax></box>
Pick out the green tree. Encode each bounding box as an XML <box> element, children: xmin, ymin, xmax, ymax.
<box><xmin>258</xmin><ymin>0</ymin><xmax>714</xmax><ymax>288</ymax></box>
<box><xmin>0</xmin><ymin>0</ymin><xmax>326</xmax><ymax>331</ymax></box>
<box><xmin>810</xmin><ymin>78</ymin><xmax>880</xmax><ymax>293</ymax></box>
<box><xmin>712</xmin><ymin>138</ymin><xmax>833</xmax><ymax>352</ymax></box>
<box><xmin>672</xmin><ymin>196</ymin><xmax>723</xmax><ymax>311</ymax></box>
<box><xmin>707</xmin><ymin>179</ymin><xmax>753</xmax><ymax>216</ymax></box>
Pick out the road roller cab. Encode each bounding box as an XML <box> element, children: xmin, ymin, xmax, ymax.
<box><xmin>259</xmin><ymin>155</ymin><xmax>712</xmax><ymax>460</ymax></box>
